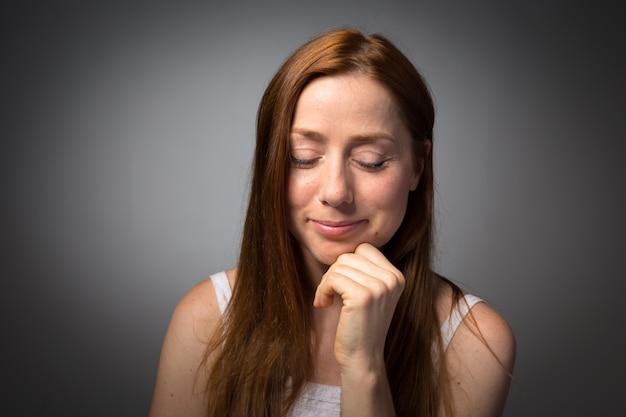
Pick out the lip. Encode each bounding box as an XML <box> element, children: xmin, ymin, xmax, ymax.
<box><xmin>311</xmin><ymin>219</ymin><xmax>365</xmax><ymax>237</ymax></box>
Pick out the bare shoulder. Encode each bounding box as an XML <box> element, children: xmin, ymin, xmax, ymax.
<box><xmin>435</xmin><ymin>279</ymin><xmax>515</xmax><ymax>360</ymax></box>
<box><xmin>460</xmin><ymin>301</ymin><xmax>516</xmax><ymax>361</ymax></box>
<box><xmin>148</xmin><ymin>269</ymin><xmax>236</xmax><ymax>417</ymax></box>
<box><xmin>437</xmin><ymin>280</ymin><xmax>516</xmax><ymax>417</ymax></box>
<box><xmin>164</xmin><ymin>267</ymin><xmax>237</xmax><ymax>346</ymax></box>
<box><xmin>167</xmin><ymin>275</ymin><xmax>224</xmax><ymax>343</ymax></box>
<box><xmin>175</xmin><ymin>274</ymin><xmax>225</xmax><ymax>322</ymax></box>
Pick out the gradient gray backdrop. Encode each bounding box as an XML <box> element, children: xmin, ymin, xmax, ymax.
<box><xmin>3</xmin><ymin>1</ymin><xmax>624</xmax><ymax>415</ymax></box>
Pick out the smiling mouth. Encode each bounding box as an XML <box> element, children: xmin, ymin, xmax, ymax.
<box><xmin>311</xmin><ymin>220</ymin><xmax>365</xmax><ymax>237</ymax></box>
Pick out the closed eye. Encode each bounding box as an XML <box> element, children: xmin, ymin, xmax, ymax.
<box><xmin>354</xmin><ymin>159</ymin><xmax>388</xmax><ymax>171</ymax></box>
<box><xmin>289</xmin><ymin>154</ymin><xmax>320</xmax><ymax>168</ymax></box>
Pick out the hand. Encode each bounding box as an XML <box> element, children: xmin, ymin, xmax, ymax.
<box><xmin>313</xmin><ymin>243</ymin><xmax>405</xmax><ymax>370</ymax></box>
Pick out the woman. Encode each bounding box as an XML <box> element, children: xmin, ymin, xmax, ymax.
<box><xmin>149</xmin><ymin>28</ymin><xmax>516</xmax><ymax>417</ymax></box>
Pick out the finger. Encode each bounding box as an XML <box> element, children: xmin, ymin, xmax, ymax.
<box><xmin>327</xmin><ymin>261</ymin><xmax>396</xmax><ymax>297</ymax></box>
<box><xmin>314</xmin><ymin>244</ymin><xmax>405</xmax><ymax>308</ymax></box>
<box><xmin>333</xmin><ymin>247</ymin><xmax>404</xmax><ymax>292</ymax></box>
<box><xmin>315</xmin><ymin>263</ymin><xmax>401</xmax><ymax>313</ymax></box>
<box><xmin>354</xmin><ymin>243</ymin><xmax>400</xmax><ymax>274</ymax></box>
<box><xmin>313</xmin><ymin>270</ymin><xmax>367</xmax><ymax>308</ymax></box>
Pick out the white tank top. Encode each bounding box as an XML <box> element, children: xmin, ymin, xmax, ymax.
<box><xmin>209</xmin><ymin>271</ymin><xmax>483</xmax><ymax>416</ymax></box>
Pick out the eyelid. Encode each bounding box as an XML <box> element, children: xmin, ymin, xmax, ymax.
<box><xmin>353</xmin><ymin>158</ymin><xmax>388</xmax><ymax>171</ymax></box>
<box><xmin>289</xmin><ymin>154</ymin><xmax>319</xmax><ymax>168</ymax></box>
<box><xmin>289</xmin><ymin>146</ymin><xmax>394</xmax><ymax>170</ymax></box>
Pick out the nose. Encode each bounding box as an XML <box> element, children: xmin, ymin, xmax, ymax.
<box><xmin>318</xmin><ymin>159</ymin><xmax>353</xmax><ymax>207</ymax></box>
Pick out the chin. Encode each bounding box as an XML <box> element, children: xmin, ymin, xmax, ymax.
<box><xmin>308</xmin><ymin>243</ymin><xmax>361</xmax><ymax>267</ymax></box>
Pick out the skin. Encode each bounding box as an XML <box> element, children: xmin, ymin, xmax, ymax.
<box><xmin>287</xmin><ymin>74</ymin><xmax>420</xmax><ymax>277</ymax></box>
<box><xmin>288</xmin><ymin>75</ymin><xmax>419</xmax><ymax>414</ymax></box>
<box><xmin>148</xmin><ymin>74</ymin><xmax>516</xmax><ymax>417</ymax></box>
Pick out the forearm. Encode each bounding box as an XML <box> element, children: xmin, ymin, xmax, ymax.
<box><xmin>340</xmin><ymin>361</ymin><xmax>396</xmax><ymax>417</ymax></box>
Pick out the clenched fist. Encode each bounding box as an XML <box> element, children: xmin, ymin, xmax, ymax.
<box><xmin>313</xmin><ymin>243</ymin><xmax>405</xmax><ymax>370</ymax></box>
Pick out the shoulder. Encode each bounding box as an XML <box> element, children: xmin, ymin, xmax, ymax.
<box><xmin>447</xmin><ymin>300</ymin><xmax>516</xmax><ymax>374</ymax></box>
<box><xmin>168</xmin><ymin>268</ymin><xmax>237</xmax><ymax>335</ymax></box>
<box><xmin>148</xmin><ymin>269</ymin><xmax>237</xmax><ymax>417</ymax></box>
<box><xmin>172</xmin><ymin>277</ymin><xmax>222</xmax><ymax>333</ymax></box>
<box><xmin>161</xmin><ymin>267</ymin><xmax>238</xmax><ymax>356</ymax></box>
<box><xmin>435</xmin><ymin>278</ymin><xmax>515</xmax><ymax>358</ymax></box>
<box><xmin>436</xmin><ymin>279</ymin><xmax>516</xmax><ymax>417</ymax></box>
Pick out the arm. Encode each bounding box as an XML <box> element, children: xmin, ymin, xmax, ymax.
<box><xmin>440</xmin><ymin>302</ymin><xmax>516</xmax><ymax>417</ymax></box>
<box><xmin>148</xmin><ymin>279</ymin><xmax>221</xmax><ymax>417</ymax></box>
<box><xmin>314</xmin><ymin>243</ymin><xmax>402</xmax><ymax>417</ymax></box>
<box><xmin>314</xmin><ymin>243</ymin><xmax>516</xmax><ymax>417</ymax></box>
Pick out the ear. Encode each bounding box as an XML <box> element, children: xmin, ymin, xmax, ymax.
<box><xmin>409</xmin><ymin>139</ymin><xmax>431</xmax><ymax>191</ymax></box>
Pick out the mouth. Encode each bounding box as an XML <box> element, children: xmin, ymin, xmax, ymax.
<box><xmin>311</xmin><ymin>219</ymin><xmax>366</xmax><ymax>237</ymax></box>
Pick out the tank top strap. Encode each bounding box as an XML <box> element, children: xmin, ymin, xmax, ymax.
<box><xmin>440</xmin><ymin>293</ymin><xmax>484</xmax><ymax>351</ymax></box>
<box><xmin>210</xmin><ymin>271</ymin><xmax>232</xmax><ymax>315</ymax></box>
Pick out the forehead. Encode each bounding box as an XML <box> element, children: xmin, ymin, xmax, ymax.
<box><xmin>291</xmin><ymin>74</ymin><xmax>406</xmax><ymax>135</ymax></box>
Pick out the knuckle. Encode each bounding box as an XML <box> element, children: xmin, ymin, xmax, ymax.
<box><xmin>335</xmin><ymin>252</ymin><xmax>354</xmax><ymax>264</ymax></box>
<box><xmin>396</xmin><ymin>272</ymin><xmax>406</xmax><ymax>290</ymax></box>
<box><xmin>356</xmin><ymin>289</ymin><xmax>375</xmax><ymax>305</ymax></box>
<box><xmin>321</xmin><ymin>270</ymin><xmax>338</xmax><ymax>285</ymax></box>
<box><xmin>381</xmin><ymin>270</ymin><xmax>404</xmax><ymax>290</ymax></box>
<box><xmin>370</xmin><ymin>279</ymin><xmax>388</xmax><ymax>296</ymax></box>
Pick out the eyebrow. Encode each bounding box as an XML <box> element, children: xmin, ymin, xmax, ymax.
<box><xmin>290</xmin><ymin>128</ymin><xmax>396</xmax><ymax>143</ymax></box>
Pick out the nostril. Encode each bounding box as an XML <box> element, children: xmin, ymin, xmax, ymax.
<box><xmin>318</xmin><ymin>182</ymin><xmax>353</xmax><ymax>207</ymax></box>
<box><xmin>317</xmin><ymin>160</ymin><xmax>354</xmax><ymax>206</ymax></box>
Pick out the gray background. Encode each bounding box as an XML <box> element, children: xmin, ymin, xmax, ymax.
<box><xmin>2</xmin><ymin>1</ymin><xmax>624</xmax><ymax>415</ymax></box>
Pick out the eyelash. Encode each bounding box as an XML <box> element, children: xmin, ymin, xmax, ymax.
<box><xmin>289</xmin><ymin>155</ymin><xmax>319</xmax><ymax>167</ymax></box>
<box><xmin>289</xmin><ymin>155</ymin><xmax>387</xmax><ymax>171</ymax></box>
<box><xmin>356</xmin><ymin>160</ymin><xmax>387</xmax><ymax>171</ymax></box>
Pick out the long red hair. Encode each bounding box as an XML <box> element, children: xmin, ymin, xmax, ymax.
<box><xmin>202</xmin><ymin>27</ymin><xmax>461</xmax><ymax>416</ymax></box>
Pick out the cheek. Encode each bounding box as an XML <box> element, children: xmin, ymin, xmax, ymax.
<box><xmin>365</xmin><ymin>174</ymin><xmax>413</xmax><ymax>209</ymax></box>
<box><xmin>364</xmin><ymin>176</ymin><xmax>413</xmax><ymax>240</ymax></box>
<box><xmin>287</xmin><ymin>173</ymin><xmax>315</xmax><ymax>208</ymax></box>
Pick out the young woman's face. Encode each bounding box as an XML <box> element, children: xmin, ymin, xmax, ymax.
<box><xmin>287</xmin><ymin>74</ymin><xmax>422</xmax><ymax>276</ymax></box>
